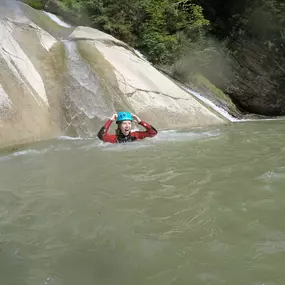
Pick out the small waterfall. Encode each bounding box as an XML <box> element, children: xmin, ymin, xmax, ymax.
<box><xmin>182</xmin><ymin>87</ymin><xmax>245</xmax><ymax>122</ymax></box>
<box><xmin>42</xmin><ymin>11</ymin><xmax>72</xmax><ymax>28</ymax></box>
<box><xmin>63</xmin><ymin>40</ymin><xmax>116</xmax><ymax>137</ymax></box>
<box><xmin>133</xmin><ymin>49</ymin><xmax>148</xmax><ymax>62</ymax></box>
<box><xmin>0</xmin><ymin>84</ymin><xmax>12</xmax><ymax>120</ymax></box>
<box><xmin>37</xmin><ymin>11</ymin><xmax>119</xmax><ymax>136</ymax></box>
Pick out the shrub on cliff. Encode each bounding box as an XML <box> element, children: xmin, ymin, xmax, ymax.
<box><xmin>25</xmin><ymin>0</ymin><xmax>44</xmax><ymax>9</ymax></box>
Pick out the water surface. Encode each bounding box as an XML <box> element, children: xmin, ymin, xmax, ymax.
<box><xmin>0</xmin><ymin>121</ymin><xmax>285</xmax><ymax>285</ymax></box>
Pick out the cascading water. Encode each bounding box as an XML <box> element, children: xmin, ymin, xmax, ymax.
<box><xmin>183</xmin><ymin>87</ymin><xmax>285</xmax><ymax>123</ymax></box>
<box><xmin>182</xmin><ymin>87</ymin><xmax>244</xmax><ymax>122</ymax></box>
<box><xmin>42</xmin><ymin>11</ymin><xmax>72</xmax><ymax>28</ymax></box>
<box><xmin>43</xmin><ymin>11</ymin><xmax>120</xmax><ymax>136</ymax></box>
<box><xmin>0</xmin><ymin>84</ymin><xmax>12</xmax><ymax>120</ymax></box>
<box><xmin>63</xmin><ymin>40</ymin><xmax>116</xmax><ymax>137</ymax></box>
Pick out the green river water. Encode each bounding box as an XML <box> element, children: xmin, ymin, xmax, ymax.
<box><xmin>0</xmin><ymin>120</ymin><xmax>285</xmax><ymax>285</ymax></box>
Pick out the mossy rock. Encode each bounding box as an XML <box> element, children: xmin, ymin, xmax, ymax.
<box><xmin>191</xmin><ymin>74</ymin><xmax>242</xmax><ymax>117</ymax></box>
<box><xmin>20</xmin><ymin>2</ymin><xmax>73</xmax><ymax>40</ymax></box>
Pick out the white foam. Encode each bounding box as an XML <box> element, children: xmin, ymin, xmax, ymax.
<box><xmin>9</xmin><ymin>146</ymin><xmax>55</xmax><ymax>157</ymax></box>
<box><xmin>42</xmin><ymin>11</ymin><xmax>72</xmax><ymax>28</ymax></box>
<box><xmin>133</xmin><ymin>49</ymin><xmax>148</xmax><ymax>61</ymax></box>
<box><xmin>56</xmin><ymin>136</ymin><xmax>84</xmax><ymax>141</ymax></box>
<box><xmin>12</xmin><ymin>149</ymin><xmax>42</xmax><ymax>156</ymax></box>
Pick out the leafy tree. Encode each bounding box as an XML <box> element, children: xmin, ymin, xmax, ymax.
<box><xmin>62</xmin><ymin>0</ymin><xmax>210</xmax><ymax>65</ymax></box>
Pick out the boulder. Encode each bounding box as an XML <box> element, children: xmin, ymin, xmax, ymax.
<box><xmin>0</xmin><ymin>1</ymin><xmax>65</xmax><ymax>148</ymax></box>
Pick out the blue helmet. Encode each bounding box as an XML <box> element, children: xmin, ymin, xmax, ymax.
<box><xmin>116</xmin><ymin>111</ymin><xmax>133</xmax><ymax>123</ymax></box>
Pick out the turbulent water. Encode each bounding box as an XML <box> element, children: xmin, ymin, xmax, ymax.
<box><xmin>0</xmin><ymin>120</ymin><xmax>285</xmax><ymax>285</ymax></box>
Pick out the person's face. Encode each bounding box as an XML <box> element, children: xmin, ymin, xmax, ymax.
<box><xmin>119</xmin><ymin>121</ymin><xmax>132</xmax><ymax>136</ymax></box>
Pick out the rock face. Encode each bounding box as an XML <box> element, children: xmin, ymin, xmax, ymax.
<box><xmin>0</xmin><ymin>0</ymin><xmax>66</xmax><ymax>148</ymax></box>
<box><xmin>69</xmin><ymin>27</ymin><xmax>226</xmax><ymax>129</ymax></box>
<box><xmin>0</xmin><ymin>1</ymin><xmax>227</xmax><ymax>149</ymax></box>
<box><xmin>226</xmin><ymin>39</ymin><xmax>285</xmax><ymax>116</ymax></box>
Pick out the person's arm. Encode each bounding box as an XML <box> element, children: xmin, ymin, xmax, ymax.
<box><xmin>97</xmin><ymin>114</ymin><xmax>117</xmax><ymax>143</ymax></box>
<box><xmin>132</xmin><ymin>114</ymin><xmax>158</xmax><ymax>139</ymax></box>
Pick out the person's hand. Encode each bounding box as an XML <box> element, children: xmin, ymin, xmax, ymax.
<box><xmin>110</xmin><ymin>113</ymin><xmax>117</xmax><ymax>121</ymax></box>
<box><xmin>132</xmin><ymin>114</ymin><xmax>141</xmax><ymax>123</ymax></box>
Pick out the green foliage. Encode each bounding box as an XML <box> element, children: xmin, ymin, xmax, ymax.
<box><xmin>26</xmin><ymin>0</ymin><xmax>43</xmax><ymax>9</ymax></box>
<box><xmin>242</xmin><ymin>0</ymin><xmax>285</xmax><ymax>51</ymax></box>
<box><xmin>141</xmin><ymin>31</ymin><xmax>178</xmax><ymax>64</ymax></box>
<box><xmin>57</xmin><ymin>0</ymin><xmax>82</xmax><ymax>13</ymax></box>
<box><xmin>58</xmin><ymin>0</ymin><xmax>212</xmax><ymax>66</ymax></box>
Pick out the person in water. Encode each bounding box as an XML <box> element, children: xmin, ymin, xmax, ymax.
<box><xmin>97</xmin><ymin>111</ymin><xmax>157</xmax><ymax>143</ymax></box>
